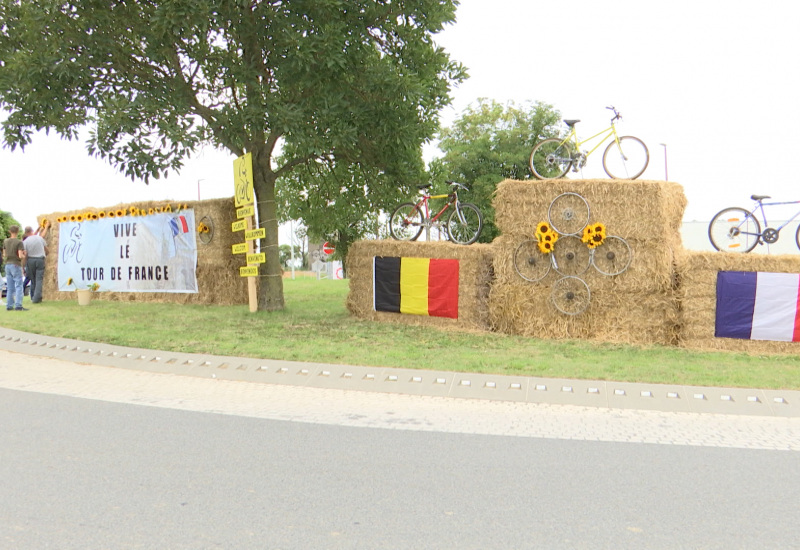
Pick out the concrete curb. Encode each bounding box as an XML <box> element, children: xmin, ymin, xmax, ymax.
<box><xmin>0</xmin><ymin>327</ymin><xmax>797</xmax><ymax>417</ymax></box>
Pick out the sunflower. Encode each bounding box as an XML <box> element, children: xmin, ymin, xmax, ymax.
<box><xmin>197</xmin><ymin>222</ymin><xmax>210</xmax><ymax>234</ymax></box>
<box><xmin>69</xmin><ymin>215</ymin><xmax>77</xmax><ymax>222</ymax></box>
<box><xmin>536</xmin><ymin>221</ymin><xmax>551</xmax><ymax>236</ymax></box>
<box><xmin>108</xmin><ymin>211</ymin><xmax>116</xmax><ymax>218</ymax></box>
<box><xmin>148</xmin><ymin>208</ymin><xmax>155</xmax><ymax>215</ymax></box>
<box><xmin>164</xmin><ymin>204</ymin><xmax>173</xmax><ymax>213</ymax></box>
<box><xmin>537</xmin><ymin>239</ymin><xmax>554</xmax><ymax>254</ymax></box>
<box><xmin>98</xmin><ymin>211</ymin><xmax>106</xmax><ymax>219</ymax></box>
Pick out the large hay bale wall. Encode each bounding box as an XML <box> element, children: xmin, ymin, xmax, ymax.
<box><xmin>40</xmin><ymin>197</ymin><xmax>248</xmax><ymax>305</ymax></box>
<box><xmin>346</xmin><ymin>240</ymin><xmax>494</xmax><ymax>331</ymax></box>
<box><xmin>680</xmin><ymin>251</ymin><xmax>800</xmax><ymax>354</ymax></box>
<box><xmin>490</xmin><ymin>179</ymin><xmax>686</xmax><ymax>345</ymax></box>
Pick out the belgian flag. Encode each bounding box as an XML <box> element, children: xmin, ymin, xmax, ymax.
<box><xmin>373</xmin><ymin>256</ymin><xmax>459</xmax><ymax>319</ymax></box>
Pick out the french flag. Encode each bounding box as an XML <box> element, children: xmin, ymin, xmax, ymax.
<box><xmin>169</xmin><ymin>215</ymin><xmax>189</xmax><ymax>237</ymax></box>
<box><xmin>715</xmin><ymin>271</ymin><xmax>800</xmax><ymax>342</ymax></box>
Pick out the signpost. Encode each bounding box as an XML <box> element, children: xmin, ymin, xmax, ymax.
<box><xmin>233</xmin><ymin>152</ymin><xmax>258</xmax><ymax>312</ymax></box>
<box><xmin>322</xmin><ymin>241</ymin><xmax>335</xmax><ymax>256</ymax></box>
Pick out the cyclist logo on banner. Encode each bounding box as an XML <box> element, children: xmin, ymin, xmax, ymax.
<box><xmin>233</xmin><ymin>152</ymin><xmax>254</xmax><ymax>208</ymax></box>
<box><xmin>513</xmin><ymin>192</ymin><xmax>632</xmax><ymax>315</ymax></box>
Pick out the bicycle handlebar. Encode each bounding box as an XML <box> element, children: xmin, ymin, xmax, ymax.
<box><xmin>445</xmin><ymin>180</ymin><xmax>468</xmax><ymax>191</ymax></box>
<box><xmin>606</xmin><ymin>105</ymin><xmax>622</xmax><ymax>123</ymax></box>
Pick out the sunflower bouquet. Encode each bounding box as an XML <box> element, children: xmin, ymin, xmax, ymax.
<box><xmin>535</xmin><ymin>221</ymin><xmax>559</xmax><ymax>254</ymax></box>
<box><xmin>582</xmin><ymin>222</ymin><xmax>607</xmax><ymax>249</ymax></box>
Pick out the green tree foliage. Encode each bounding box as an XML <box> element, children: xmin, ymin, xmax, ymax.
<box><xmin>276</xmin><ymin>159</ymin><xmax>396</xmax><ymax>269</ymax></box>
<box><xmin>0</xmin><ymin>0</ymin><xmax>464</xmax><ymax>310</ymax></box>
<box><xmin>0</xmin><ymin>209</ymin><xmax>21</xmax><ymax>240</ymax></box>
<box><xmin>429</xmin><ymin>99</ymin><xmax>562</xmax><ymax>241</ymax></box>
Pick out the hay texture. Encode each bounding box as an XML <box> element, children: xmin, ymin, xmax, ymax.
<box><xmin>490</xmin><ymin>179</ymin><xmax>686</xmax><ymax>345</ymax></box>
<box><xmin>346</xmin><ymin>240</ymin><xmax>494</xmax><ymax>331</ymax></box>
<box><xmin>39</xmin><ymin>197</ymin><xmax>249</xmax><ymax>306</ymax></box>
<box><xmin>680</xmin><ymin>251</ymin><xmax>800</xmax><ymax>354</ymax></box>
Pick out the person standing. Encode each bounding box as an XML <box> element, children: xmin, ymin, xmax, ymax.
<box><xmin>2</xmin><ymin>225</ymin><xmax>27</xmax><ymax>311</ymax></box>
<box><xmin>23</xmin><ymin>224</ymin><xmax>48</xmax><ymax>304</ymax></box>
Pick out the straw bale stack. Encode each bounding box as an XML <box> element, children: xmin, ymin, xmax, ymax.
<box><xmin>490</xmin><ymin>179</ymin><xmax>687</xmax><ymax>345</ymax></box>
<box><xmin>39</xmin><ymin>197</ymin><xmax>249</xmax><ymax>306</ymax></box>
<box><xmin>680</xmin><ymin>251</ymin><xmax>800</xmax><ymax>354</ymax></box>
<box><xmin>346</xmin><ymin>240</ymin><xmax>494</xmax><ymax>331</ymax></box>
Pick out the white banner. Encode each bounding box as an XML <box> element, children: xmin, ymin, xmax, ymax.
<box><xmin>58</xmin><ymin>211</ymin><xmax>198</xmax><ymax>293</ymax></box>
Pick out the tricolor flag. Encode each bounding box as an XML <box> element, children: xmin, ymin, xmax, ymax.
<box><xmin>715</xmin><ymin>271</ymin><xmax>800</xmax><ymax>342</ymax></box>
<box><xmin>373</xmin><ymin>256</ymin><xmax>459</xmax><ymax>319</ymax></box>
<box><xmin>169</xmin><ymin>215</ymin><xmax>190</xmax><ymax>237</ymax></box>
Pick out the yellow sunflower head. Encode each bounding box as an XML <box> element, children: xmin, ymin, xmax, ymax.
<box><xmin>98</xmin><ymin>211</ymin><xmax>106</xmax><ymax>219</ymax></box>
<box><xmin>536</xmin><ymin>221</ymin><xmax>551</xmax><ymax>235</ymax></box>
<box><xmin>164</xmin><ymin>204</ymin><xmax>173</xmax><ymax>213</ymax></box>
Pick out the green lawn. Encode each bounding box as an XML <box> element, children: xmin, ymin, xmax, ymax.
<box><xmin>2</xmin><ymin>278</ymin><xmax>799</xmax><ymax>390</ymax></box>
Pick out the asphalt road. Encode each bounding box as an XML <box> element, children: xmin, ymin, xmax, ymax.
<box><xmin>1</xmin><ymin>384</ymin><xmax>798</xmax><ymax>550</ymax></box>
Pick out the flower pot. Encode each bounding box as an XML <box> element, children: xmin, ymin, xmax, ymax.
<box><xmin>76</xmin><ymin>289</ymin><xmax>92</xmax><ymax>306</ymax></box>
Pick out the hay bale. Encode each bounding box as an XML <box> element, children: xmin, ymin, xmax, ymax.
<box><xmin>489</xmin><ymin>180</ymin><xmax>685</xmax><ymax>346</ymax></box>
<box><xmin>39</xmin><ymin>197</ymin><xmax>249</xmax><ymax>306</ymax></box>
<box><xmin>346</xmin><ymin>240</ymin><xmax>494</xmax><ymax>331</ymax></box>
<box><xmin>679</xmin><ymin>251</ymin><xmax>800</xmax><ymax>354</ymax></box>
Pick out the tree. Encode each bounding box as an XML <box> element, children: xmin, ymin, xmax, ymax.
<box><xmin>0</xmin><ymin>0</ymin><xmax>465</xmax><ymax>310</ymax></box>
<box><xmin>429</xmin><ymin>99</ymin><xmax>562</xmax><ymax>241</ymax></box>
<box><xmin>276</xmin><ymin>159</ymin><xmax>402</xmax><ymax>271</ymax></box>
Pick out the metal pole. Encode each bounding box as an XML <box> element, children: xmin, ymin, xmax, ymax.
<box><xmin>197</xmin><ymin>178</ymin><xmax>205</xmax><ymax>201</ymax></box>
<box><xmin>659</xmin><ymin>144</ymin><xmax>668</xmax><ymax>181</ymax></box>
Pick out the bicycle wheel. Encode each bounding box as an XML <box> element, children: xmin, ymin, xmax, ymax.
<box><xmin>708</xmin><ymin>207</ymin><xmax>760</xmax><ymax>253</ymax></box>
<box><xmin>513</xmin><ymin>239</ymin><xmax>551</xmax><ymax>282</ymax></box>
<box><xmin>602</xmin><ymin>136</ymin><xmax>649</xmax><ymax>180</ymax></box>
<box><xmin>446</xmin><ymin>203</ymin><xmax>483</xmax><ymax>245</ymax></box>
<box><xmin>592</xmin><ymin>236</ymin><xmax>632</xmax><ymax>276</ymax></box>
<box><xmin>551</xmin><ymin>276</ymin><xmax>591</xmax><ymax>315</ymax></box>
<box><xmin>529</xmin><ymin>138</ymin><xmax>574</xmax><ymax>180</ymax></box>
<box><xmin>389</xmin><ymin>202</ymin><xmax>424</xmax><ymax>241</ymax></box>
<box><xmin>547</xmin><ymin>192</ymin><xmax>590</xmax><ymax>236</ymax></box>
<box><xmin>551</xmin><ymin>235</ymin><xmax>591</xmax><ymax>276</ymax></box>
<box><xmin>795</xmin><ymin>224</ymin><xmax>800</xmax><ymax>252</ymax></box>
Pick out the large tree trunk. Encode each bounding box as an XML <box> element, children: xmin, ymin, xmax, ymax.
<box><xmin>252</xmin><ymin>146</ymin><xmax>285</xmax><ymax>311</ymax></box>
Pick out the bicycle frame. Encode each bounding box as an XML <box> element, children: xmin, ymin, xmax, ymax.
<box><xmin>413</xmin><ymin>192</ymin><xmax>456</xmax><ymax>226</ymax></box>
<box><xmin>747</xmin><ymin>199</ymin><xmax>800</xmax><ymax>235</ymax></box>
<box><xmin>559</xmin><ymin>123</ymin><xmax>620</xmax><ymax>158</ymax></box>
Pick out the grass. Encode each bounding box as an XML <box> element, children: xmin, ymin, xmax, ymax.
<box><xmin>2</xmin><ymin>278</ymin><xmax>799</xmax><ymax>390</ymax></box>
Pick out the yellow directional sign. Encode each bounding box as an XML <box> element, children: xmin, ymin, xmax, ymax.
<box><xmin>247</xmin><ymin>253</ymin><xmax>266</xmax><ymax>264</ymax></box>
<box><xmin>237</xmin><ymin>205</ymin><xmax>255</xmax><ymax>219</ymax></box>
<box><xmin>239</xmin><ymin>265</ymin><xmax>259</xmax><ymax>277</ymax></box>
<box><xmin>232</xmin><ymin>243</ymin><xmax>248</xmax><ymax>254</ymax></box>
<box><xmin>233</xmin><ymin>153</ymin><xmax>254</xmax><ymax>207</ymax></box>
<box><xmin>231</xmin><ymin>219</ymin><xmax>247</xmax><ymax>232</ymax></box>
<box><xmin>245</xmin><ymin>228</ymin><xmax>266</xmax><ymax>240</ymax></box>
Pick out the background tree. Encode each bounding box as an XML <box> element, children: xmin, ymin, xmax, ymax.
<box><xmin>429</xmin><ymin>99</ymin><xmax>562</xmax><ymax>241</ymax></box>
<box><xmin>0</xmin><ymin>0</ymin><xmax>464</xmax><ymax>310</ymax></box>
<box><xmin>276</xmin><ymin>159</ymin><xmax>403</xmax><ymax>271</ymax></box>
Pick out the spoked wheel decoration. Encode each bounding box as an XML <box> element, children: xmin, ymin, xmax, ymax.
<box><xmin>513</xmin><ymin>191</ymin><xmax>634</xmax><ymax>315</ymax></box>
<box><xmin>551</xmin><ymin>235</ymin><xmax>591</xmax><ymax>276</ymax></box>
<box><xmin>198</xmin><ymin>216</ymin><xmax>215</xmax><ymax>245</ymax></box>
<box><xmin>547</xmin><ymin>192</ymin><xmax>590</xmax><ymax>236</ymax></box>
<box><xmin>551</xmin><ymin>276</ymin><xmax>591</xmax><ymax>315</ymax></box>
<box><xmin>591</xmin><ymin>236</ymin><xmax>632</xmax><ymax>276</ymax></box>
<box><xmin>513</xmin><ymin>240</ymin><xmax>551</xmax><ymax>282</ymax></box>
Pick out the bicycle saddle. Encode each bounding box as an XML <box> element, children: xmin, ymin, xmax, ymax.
<box><xmin>563</xmin><ymin>119</ymin><xmax>580</xmax><ymax>127</ymax></box>
<box><xmin>417</xmin><ymin>184</ymin><xmax>431</xmax><ymax>190</ymax></box>
<box><xmin>751</xmin><ymin>194</ymin><xmax>771</xmax><ymax>201</ymax></box>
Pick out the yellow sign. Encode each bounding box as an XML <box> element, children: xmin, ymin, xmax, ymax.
<box><xmin>237</xmin><ymin>205</ymin><xmax>255</xmax><ymax>219</ymax></box>
<box><xmin>247</xmin><ymin>253</ymin><xmax>266</xmax><ymax>264</ymax></box>
<box><xmin>231</xmin><ymin>219</ymin><xmax>247</xmax><ymax>232</ymax></box>
<box><xmin>240</xmin><ymin>265</ymin><xmax>259</xmax><ymax>277</ymax></box>
<box><xmin>245</xmin><ymin>228</ymin><xmax>266</xmax><ymax>240</ymax></box>
<box><xmin>233</xmin><ymin>152</ymin><xmax>254</xmax><ymax>207</ymax></box>
<box><xmin>232</xmin><ymin>243</ymin><xmax>248</xmax><ymax>254</ymax></box>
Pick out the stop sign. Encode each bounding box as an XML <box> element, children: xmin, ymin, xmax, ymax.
<box><xmin>322</xmin><ymin>241</ymin><xmax>335</xmax><ymax>255</ymax></box>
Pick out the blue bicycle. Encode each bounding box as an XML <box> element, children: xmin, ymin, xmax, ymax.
<box><xmin>708</xmin><ymin>194</ymin><xmax>800</xmax><ymax>253</ymax></box>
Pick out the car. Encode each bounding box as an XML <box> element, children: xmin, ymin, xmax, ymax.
<box><xmin>0</xmin><ymin>274</ymin><xmax>30</xmax><ymax>299</ymax></box>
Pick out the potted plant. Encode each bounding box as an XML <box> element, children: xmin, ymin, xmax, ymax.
<box><xmin>69</xmin><ymin>278</ymin><xmax>99</xmax><ymax>306</ymax></box>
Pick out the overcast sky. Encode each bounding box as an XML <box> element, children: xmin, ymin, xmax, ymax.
<box><xmin>2</xmin><ymin>0</ymin><xmax>799</xmax><ymax>237</ymax></box>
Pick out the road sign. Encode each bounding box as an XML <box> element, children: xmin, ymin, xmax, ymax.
<box><xmin>233</xmin><ymin>152</ymin><xmax>254</xmax><ymax>207</ymax></box>
<box><xmin>232</xmin><ymin>243</ymin><xmax>248</xmax><ymax>254</ymax></box>
<box><xmin>236</xmin><ymin>205</ymin><xmax>255</xmax><ymax>218</ymax></box>
<box><xmin>239</xmin><ymin>265</ymin><xmax>258</xmax><ymax>277</ymax></box>
<box><xmin>245</xmin><ymin>228</ymin><xmax>266</xmax><ymax>240</ymax></box>
<box><xmin>246</xmin><ymin>252</ymin><xmax>266</xmax><ymax>264</ymax></box>
<box><xmin>231</xmin><ymin>219</ymin><xmax>247</xmax><ymax>232</ymax></box>
<box><xmin>322</xmin><ymin>241</ymin><xmax>335</xmax><ymax>255</ymax></box>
